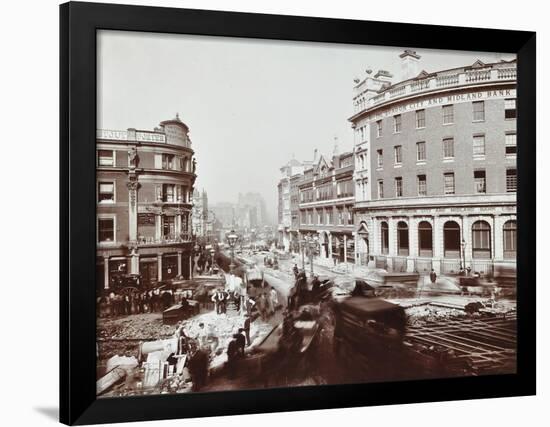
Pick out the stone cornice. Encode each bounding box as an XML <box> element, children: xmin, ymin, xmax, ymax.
<box><xmin>355</xmin><ymin>193</ymin><xmax>516</xmax><ymax>211</ymax></box>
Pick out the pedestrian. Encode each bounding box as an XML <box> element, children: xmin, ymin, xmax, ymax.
<box><xmin>177</xmin><ymin>328</ymin><xmax>189</xmax><ymax>355</ymax></box>
<box><xmin>429</xmin><ymin>268</ymin><xmax>437</xmax><ymax>284</ymax></box>
<box><xmin>226</xmin><ymin>336</ymin><xmax>240</xmax><ymax>378</ymax></box>
<box><xmin>245</xmin><ymin>297</ymin><xmax>256</xmax><ymax>316</ymax></box>
<box><xmin>311</xmin><ymin>275</ymin><xmax>321</xmax><ymax>299</ymax></box>
<box><xmin>238</xmin><ymin>276</ymin><xmax>247</xmax><ymax>315</ymax></box>
<box><xmin>139</xmin><ymin>293</ymin><xmax>145</xmax><ymax>313</ymax></box>
<box><xmin>293</xmin><ymin>263</ymin><xmax>299</xmax><ymax>278</ymax></box>
<box><xmin>106</xmin><ymin>294</ymin><xmax>114</xmax><ymax>317</ymax></box>
<box><xmin>192</xmin><ymin>322</ymin><xmax>208</xmax><ymax>348</ymax></box>
<box><xmin>133</xmin><ymin>294</ymin><xmax>139</xmax><ymax>314</ymax></box>
<box><xmin>235</xmin><ymin>328</ymin><xmax>246</xmax><ymax>356</ymax></box>
<box><xmin>295</xmin><ymin>272</ymin><xmax>308</xmax><ymax>307</ymax></box>
<box><xmin>97</xmin><ymin>294</ymin><xmax>106</xmax><ymax>318</ymax></box>
<box><xmin>270</xmin><ymin>287</ymin><xmax>279</xmax><ymax>313</ymax></box>
<box><xmin>163</xmin><ymin>291</ymin><xmax>174</xmax><ymax>310</ymax></box>
<box><xmin>180</xmin><ymin>295</ymin><xmax>189</xmax><ymax>317</ymax></box>
<box><xmin>220</xmin><ymin>290</ymin><xmax>228</xmax><ymax>314</ymax></box>
<box><xmin>188</xmin><ymin>346</ymin><xmax>209</xmax><ymax>391</ymax></box>
<box><xmin>144</xmin><ymin>292</ymin><xmax>152</xmax><ymax>313</ymax></box>
<box><xmin>232</xmin><ymin>290</ymin><xmax>241</xmax><ymax>312</ymax></box>
<box><xmin>129</xmin><ymin>294</ymin><xmax>136</xmax><ymax>314</ymax></box>
<box><xmin>214</xmin><ymin>289</ymin><xmax>225</xmax><ymax>314</ymax></box>
<box><xmin>211</xmin><ymin>291</ymin><xmax>219</xmax><ymax>314</ymax></box>
<box><xmin>242</xmin><ymin>314</ymin><xmax>251</xmax><ymax>346</ymax></box>
<box><xmin>115</xmin><ymin>293</ymin><xmax>123</xmax><ymax>316</ymax></box>
<box><xmin>257</xmin><ymin>293</ymin><xmax>268</xmax><ymax>321</ymax></box>
<box><xmin>287</xmin><ymin>283</ymin><xmax>297</xmax><ymax>311</ymax></box>
<box><xmin>150</xmin><ymin>292</ymin><xmax>159</xmax><ymax>312</ymax></box>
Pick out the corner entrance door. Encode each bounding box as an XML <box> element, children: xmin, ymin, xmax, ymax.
<box><xmin>139</xmin><ymin>259</ymin><xmax>157</xmax><ymax>288</ymax></box>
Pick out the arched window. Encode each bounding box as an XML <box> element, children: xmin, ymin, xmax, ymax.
<box><xmin>472</xmin><ymin>220</ymin><xmax>491</xmax><ymax>259</ymax></box>
<box><xmin>503</xmin><ymin>220</ymin><xmax>517</xmax><ymax>259</ymax></box>
<box><xmin>443</xmin><ymin>221</ymin><xmax>461</xmax><ymax>258</ymax></box>
<box><xmin>418</xmin><ymin>221</ymin><xmax>433</xmax><ymax>257</ymax></box>
<box><xmin>380</xmin><ymin>221</ymin><xmax>389</xmax><ymax>254</ymax></box>
<box><xmin>397</xmin><ymin>221</ymin><xmax>409</xmax><ymax>256</ymax></box>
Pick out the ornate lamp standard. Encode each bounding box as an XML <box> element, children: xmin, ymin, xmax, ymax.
<box><xmin>299</xmin><ymin>236</ymin><xmax>306</xmax><ymax>271</ymax></box>
<box><xmin>226</xmin><ymin>229</ymin><xmax>239</xmax><ymax>274</ymax></box>
<box><xmin>460</xmin><ymin>238</ymin><xmax>467</xmax><ymax>271</ymax></box>
<box><xmin>304</xmin><ymin>235</ymin><xmax>319</xmax><ymax>277</ymax></box>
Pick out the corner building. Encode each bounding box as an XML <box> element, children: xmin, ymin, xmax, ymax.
<box><xmin>350</xmin><ymin>53</ymin><xmax>517</xmax><ymax>275</ymax></box>
<box><xmin>96</xmin><ymin>115</ymin><xmax>197</xmax><ymax>290</ymax></box>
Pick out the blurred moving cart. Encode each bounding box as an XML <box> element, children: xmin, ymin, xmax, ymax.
<box><xmin>239</xmin><ymin>306</ymin><xmax>321</xmax><ymax>380</ymax></box>
<box><xmin>162</xmin><ymin>300</ymin><xmax>200</xmax><ymax>325</ymax></box>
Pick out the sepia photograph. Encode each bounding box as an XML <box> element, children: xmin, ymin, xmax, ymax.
<box><xmin>95</xmin><ymin>30</ymin><xmax>518</xmax><ymax>397</ymax></box>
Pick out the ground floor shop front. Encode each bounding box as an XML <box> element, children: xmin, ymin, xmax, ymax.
<box><xmin>293</xmin><ymin>227</ymin><xmax>355</xmax><ymax>266</ymax></box>
<box><xmin>354</xmin><ymin>202</ymin><xmax>517</xmax><ymax>276</ymax></box>
<box><xmin>96</xmin><ymin>243</ymin><xmax>193</xmax><ymax>290</ymax></box>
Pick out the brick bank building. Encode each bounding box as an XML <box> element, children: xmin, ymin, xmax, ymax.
<box><xmin>96</xmin><ymin>115</ymin><xmax>197</xmax><ymax>290</ymax></box>
<box><xmin>350</xmin><ymin>52</ymin><xmax>517</xmax><ymax>275</ymax></box>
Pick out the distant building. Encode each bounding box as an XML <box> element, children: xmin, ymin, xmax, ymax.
<box><xmin>192</xmin><ymin>189</ymin><xmax>211</xmax><ymax>241</ymax></box>
<box><xmin>96</xmin><ymin>114</ymin><xmax>196</xmax><ymax>289</ymax></box>
<box><xmin>236</xmin><ymin>192</ymin><xmax>268</xmax><ymax>231</ymax></box>
<box><xmin>277</xmin><ymin>158</ymin><xmax>309</xmax><ymax>251</ymax></box>
<box><xmin>210</xmin><ymin>202</ymin><xmax>235</xmax><ymax>228</ymax></box>
<box><xmin>350</xmin><ymin>51</ymin><xmax>517</xmax><ymax>275</ymax></box>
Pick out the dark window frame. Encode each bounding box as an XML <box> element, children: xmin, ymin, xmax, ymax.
<box><xmin>98</xmin><ymin>217</ymin><xmax>115</xmax><ymax>242</ymax></box>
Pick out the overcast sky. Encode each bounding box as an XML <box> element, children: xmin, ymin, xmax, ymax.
<box><xmin>97</xmin><ymin>30</ymin><xmax>513</xmax><ymax>222</ymax></box>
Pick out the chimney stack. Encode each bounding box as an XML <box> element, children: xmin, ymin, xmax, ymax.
<box><xmin>313</xmin><ymin>148</ymin><xmax>319</xmax><ymax>163</ymax></box>
<box><xmin>332</xmin><ymin>136</ymin><xmax>340</xmax><ymax>157</ymax></box>
<box><xmin>399</xmin><ymin>50</ymin><xmax>421</xmax><ymax>81</ymax></box>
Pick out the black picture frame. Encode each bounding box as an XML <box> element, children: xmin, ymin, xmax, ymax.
<box><xmin>60</xmin><ymin>1</ymin><xmax>536</xmax><ymax>425</ymax></box>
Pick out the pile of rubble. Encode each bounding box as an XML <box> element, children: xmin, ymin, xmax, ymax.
<box><xmin>96</xmin><ymin>314</ymin><xmax>178</xmax><ymax>362</ymax></box>
<box><xmin>405</xmin><ymin>304</ymin><xmax>467</xmax><ymax>326</ymax></box>
<box><xmin>182</xmin><ymin>311</ymin><xmax>273</xmax><ymax>369</ymax></box>
<box><xmin>403</xmin><ymin>297</ymin><xmax>516</xmax><ymax>326</ymax></box>
<box><xmin>97</xmin><ymin>314</ymin><xmax>177</xmax><ymax>341</ymax></box>
<box><xmin>98</xmin><ymin>309</ymin><xmax>276</xmax><ymax>397</ymax></box>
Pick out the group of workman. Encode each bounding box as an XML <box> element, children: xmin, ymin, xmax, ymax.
<box><xmin>97</xmin><ymin>290</ymin><xmax>175</xmax><ymax>317</ymax></box>
<box><xmin>210</xmin><ymin>287</ymin><xmax>280</xmax><ymax>321</ymax></box>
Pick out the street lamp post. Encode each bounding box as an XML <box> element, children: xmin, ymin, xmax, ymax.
<box><xmin>460</xmin><ymin>238</ymin><xmax>466</xmax><ymax>271</ymax></box>
<box><xmin>300</xmin><ymin>237</ymin><xmax>306</xmax><ymax>271</ymax></box>
<box><xmin>311</xmin><ymin>236</ymin><xmax>319</xmax><ymax>277</ymax></box>
<box><xmin>303</xmin><ymin>235</ymin><xmax>318</xmax><ymax>277</ymax></box>
<box><xmin>226</xmin><ymin>229</ymin><xmax>239</xmax><ymax>274</ymax></box>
